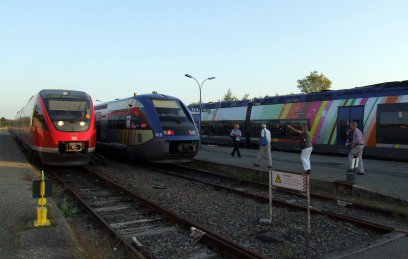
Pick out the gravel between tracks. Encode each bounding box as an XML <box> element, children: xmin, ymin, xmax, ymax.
<box><xmin>89</xmin><ymin>160</ymin><xmax>382</xmax><ymax>258</ymax></box>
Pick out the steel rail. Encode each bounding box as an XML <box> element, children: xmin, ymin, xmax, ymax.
<box><xmin>87</xmin><ymin>168</ymin><xmax>267</xmax><ymax>259</ymax></box>
<box><xmin>153</xmin><ymin>165</ymin><xmax>407</xmax><ymax>235</ymax></box>
<box><xmin>175</xmin><ymin>164</ymin><xmax>407</xmax><ymax>217</ymax></box>
<box><xmin>172</xmin><ymin>164</ymin><xmax>408</xmax><ymax>217</ymax></box>
<box><xmin>55</xmin><ymin>167</ymin><xmax>267</xmax><ymax>259</ymax></box>
<box><xmin>51</xmin><ymin>170</ymin><xmax>152</xmax><ymax>259</ymax></box>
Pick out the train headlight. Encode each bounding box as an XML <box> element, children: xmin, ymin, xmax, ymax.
<box><xmin>57</xmin><ymin>121</ymin><xmax>64</xmax><ymax>126</ymax></box>
<box><xmin>79</xmin><ymin>121</ymin><xmax>86</xmax><ymax>126</ymax></box>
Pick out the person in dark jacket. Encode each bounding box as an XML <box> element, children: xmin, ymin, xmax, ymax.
<box><xmin>287</xmin><ymin>124</ymin><xmax>313</xmax><ymax>174</ymax></box>
<box><xmin>230</xmin><ymin>124</ymin><xmax>242</xmax><ymax>158</ymax></box>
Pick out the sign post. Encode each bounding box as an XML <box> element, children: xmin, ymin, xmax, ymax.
<box><xmin>272</xmin><ymin>171</ymin><xmax>305</xmax><ymax>192</ymax></box>
<box><xmin>272</xmin><ymin>171</ymin><xmax>311</xmax><ymax>233</ymax></box>
<box><xmin>260</xmin><ymin>169</ymin><xmax>273</xmax><ymax>224</ymax></box>
<box><xmin>306</xmin><ymin>174</ymin><xmax>311</xmax><ymax>233</ymax></box>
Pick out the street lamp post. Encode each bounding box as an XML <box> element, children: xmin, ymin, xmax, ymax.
<box><xmin>185</xmin><ymin>74</ymin><xmax>215</xmax><ymax>147</ymax></box>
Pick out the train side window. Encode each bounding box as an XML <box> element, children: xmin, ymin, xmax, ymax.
<box><xmin>377</xmin><ymin>103</ymin><xmax>408</xmax><ymax>144</ymax></box>
<box><xmin>270</xmin><ymin>121</ymin><xmax>287</xmax><ymax>138</ymax></box>
<box><xmin>200</xmin><ymin>122</ymin><xmax>213</xmax><ymax>136</ymax></box>
<box><xmin>214</xmin><ymin>121</ymin><xmax>230</xmax><ymax>136</ymax></box>
<box><xmin>213</xmin><ymin>121</ymin><xmax>245</xmax><ymax>137</ymax></box>
<box><xmin>282</xmin><ymin>120</ymin><xmax>309</xmax><ymax>139</ymax></box>
<box><xmin>33</xmin><ymin>105</ymin><xmax>47</xmax><ymax>129</ymax></box>
<box><xmin>107</xmin><ymin>114</ymin><xmax>126</xmax><ymax>129</ymax></box>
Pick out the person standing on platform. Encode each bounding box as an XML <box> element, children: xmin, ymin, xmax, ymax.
<box><xmin>287</xmin><ymin>124</ymin><xmax>313</xmax><ymax>174</ymax></box>
<box><xmin>346</xmin><ymin>121</ymin><xmax>365</xmax><ymax>175</ymax></box>
<box><xmin>230</xmin><ymin>124</ymin><xmax>242</xmax><ymax>158</ymax></box>
<box><xmin>254</xmin><ymin>123</ymin><xmax>272</xmax><ymax>169</ymax></box>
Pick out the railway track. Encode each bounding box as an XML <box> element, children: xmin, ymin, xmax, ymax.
<box><xmin>174</xmin><ymin>164</ymin><xmax>408</xmax><ymax>218</ymax></box>
<box><xmin>50</xmin><ymin>167</ymin><xmax>267</xmax><ymax>259</ymax></box>
<box><xmin>85</xmin><ymin>158</ymin><xmax>408</xmax><ymax>257</ymax></box>
<box><xmin>152</xmin><ymin>164</ymin><xmax>408</xmax><ymax>235</ymax></box>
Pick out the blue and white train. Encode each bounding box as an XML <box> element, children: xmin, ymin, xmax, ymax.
<box><xmin>95</xmin><ymin>93</ymin><xmax>199</xmax><ymax>162</ymax></box>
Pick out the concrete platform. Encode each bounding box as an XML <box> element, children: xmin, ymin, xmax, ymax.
<box><xmin>193</xmin><ymin>145</ymin><xmax>408</xmax><ymax>205</ymax></box>
<box><xmin>0</xmin><ymin>129</ymin><xmax>82</xmax><ymax>259</ymax></box>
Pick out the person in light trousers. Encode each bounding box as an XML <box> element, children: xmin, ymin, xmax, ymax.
<box><xmin>254</xmin><ymin>123</ymin><xmax>273</xmax><ymax>169</ymax></box>
<box><xmin>346</xmin><ymin>121</ymin><xmax>365</xmax><ymax>175</ymax></box>
<box><xmin>287</xmin><ymin>124</ymin><xmax>313</xmax><ymax>174</ymax></box>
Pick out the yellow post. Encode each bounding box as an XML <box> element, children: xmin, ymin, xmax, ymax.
<box><xmin>34</xmin><ymin>170</ymin><xmax>50</xmax><ymax>227</ymax></box>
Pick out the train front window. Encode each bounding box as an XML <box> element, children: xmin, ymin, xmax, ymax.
<box><xmin>151</xmin><ymin>99</ymin><xmax>197</xmax><ymax>136</ymax></box>
<box><xmin>46</xmin><ymin>99</ymin><xmax>92</xmax><ymax>132</ymax></box>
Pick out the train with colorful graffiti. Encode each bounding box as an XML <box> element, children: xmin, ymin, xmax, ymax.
<box><xmin>94</xmin><ymin>92</ymin><xmax>199</xmax><ymax>162</ymax></box>
<box><xmin>10</xmin><ymin>89</ymin><xmax>97</xmax><ymax>165</ymax></box>
<box><xmin>188</xmin><ymin>81</ymin><xmax>408</xmax><ymax>160</ymax></box>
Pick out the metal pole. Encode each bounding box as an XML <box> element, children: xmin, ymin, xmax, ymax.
<box><xmin>185</xmin><ymin>74</ymin><xmax>215</xmax><ymax>149</ymax></box>
<box><xmin>199</xmin><ymin>84</ymin><xmax>202</xmax><ymax>148</ymax></box>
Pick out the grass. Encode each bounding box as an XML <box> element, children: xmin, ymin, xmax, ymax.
<box><xmin>52</xmin><ymin>183</ymin><xmax>134</xmax><ymax>258</ymax></box>
<box><xmin>60</xmin><ymin>198</ymin><xmax>78</xmax><ymax>218</ymax></box>
<box><xmin>67</xmin><ymin>220</ymin><xmax>132</xmax><ymax>259</ymax></box>
<box><xmin>52</xmin><ymin>185</ymin><xmax>78</xmax><ymax>218</ymax></box>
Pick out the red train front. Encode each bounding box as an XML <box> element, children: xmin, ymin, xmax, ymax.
<box><xmin>11</xmin><ymin>89</ymin><xmax>96</xmax><ymax>166</ymax></box>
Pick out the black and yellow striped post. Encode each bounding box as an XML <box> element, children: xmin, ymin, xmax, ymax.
<box><xmin>34</xmin><ymin>171</ymin><xmax>50</xmax><ymax>227</ymax></box>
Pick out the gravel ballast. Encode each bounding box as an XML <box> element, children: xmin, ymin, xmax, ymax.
<box><xmin>89</xmin><ymin>160</ymin><xmax>384</xmax><ymax>258</ymax></box>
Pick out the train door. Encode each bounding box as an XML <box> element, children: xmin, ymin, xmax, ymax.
<box><xmin>337</xmin><ymin>106</ymin><xmax>364</xmax><ymax>153</ymax></box>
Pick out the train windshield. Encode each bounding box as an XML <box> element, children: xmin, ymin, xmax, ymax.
<box><xmin>152</xmin><ymin>99</ymin><xmax>197</xmax><ymax>136</ymax></box>
<box><xmin>45</xmin><ymin>98</ymin><xmax>92</xmax><ymax>132</ymax></box>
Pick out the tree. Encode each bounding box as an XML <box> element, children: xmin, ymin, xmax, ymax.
<box><xmin>0</xmin><ymin>117</ymin><xmax>6</xmax><ymax>127</ymax></box>
<box><xmin>297</xmin><ymin>71</ymin><xmax>332</xmax><ymax>93</ymax></box>
<box><xmin>223</xmin><ymin>89</ymin><xmax>238</xmax><ymax>101</ymax></box>
<box><xmin>241</xmin><ymin>94</ymin><xmax>250</xmax><ymax>100</ymax></box>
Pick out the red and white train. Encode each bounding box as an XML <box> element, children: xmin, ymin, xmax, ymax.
<box><xmin>10</xmin><ymin>89</ymin><xmax>96</xmax><ymax>166</ymax></box>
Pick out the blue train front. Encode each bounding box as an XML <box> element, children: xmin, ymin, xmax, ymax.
<box><xmin>95</xmin><ymin>93</ymin><xmax>199</xmax><ymax>162</ymax></box>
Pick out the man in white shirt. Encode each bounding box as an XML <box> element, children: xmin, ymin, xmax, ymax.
<box><xmin>254</xmin><ymin>123</ymin><xmax>272</xmax><ymax>169</ymax></box>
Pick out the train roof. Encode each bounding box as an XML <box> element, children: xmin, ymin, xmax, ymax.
<box><xmin>254</xmin><ymin>80</ymin><xmax>408</xmax><ymax>105</ymax></box>
<box><xmin>189</xmin><ymin>80</ymin><xmax>408</xmax><ymax>109</ymax></box>
<box><xmin>189</xmin><ymin>100</ymin><xmax>250</xmax><ymax>110</ymax></box>
<box><xmin>39</xmin><ymin>89</ymin><xmax>89</xmax><ymax>99</ymax></box>
<box><xmin>94</xmin><ymin>93</ymin><xmax>181</xmax><ymax>109</ymax></box>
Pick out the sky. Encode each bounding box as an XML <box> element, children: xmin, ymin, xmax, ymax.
<box><xmin>1</xmin><ymin>0</ymin><xmax>407</xmax><ymax>119</ymax></box>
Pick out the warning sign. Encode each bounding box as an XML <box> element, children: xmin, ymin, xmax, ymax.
<box><xmin>272</xmin><ymin>171</ymin><xmax>306</xmax><ymax>192</ymax></box>
<box><xmin>274</xmin><ymin>174</ymin><xmax>282</xmax><ymax>183</ymax></box>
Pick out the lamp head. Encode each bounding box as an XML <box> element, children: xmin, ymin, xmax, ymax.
<box><xmin>185</xmin><ymin>74</ymin><xmax>193</xmax><ymax>78</ymax></box>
